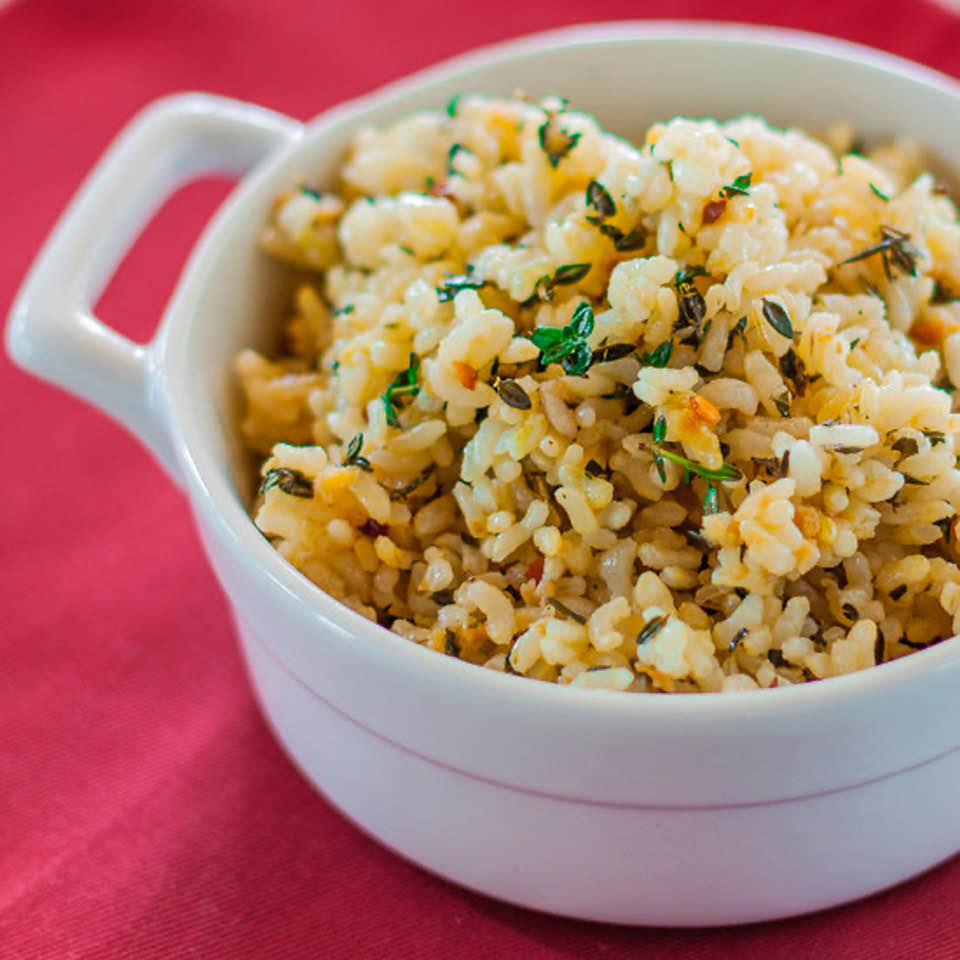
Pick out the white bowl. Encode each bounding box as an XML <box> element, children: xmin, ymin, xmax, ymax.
<box><xmin>8</xmin><ymin>22</ymin><xmax>960</xmax><ymax>927</ymax></box>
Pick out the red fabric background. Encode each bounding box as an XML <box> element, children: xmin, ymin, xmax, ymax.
<box><xmin>2</xmin><ymin>1</ymin><xmax>960</xmax><ymax>956</ymax></box>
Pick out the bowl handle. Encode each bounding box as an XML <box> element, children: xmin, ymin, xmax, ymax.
<box><xmin>4</xmin><ymin>93</ymin><xmax>303</xmax><ymax>485</ymax></box>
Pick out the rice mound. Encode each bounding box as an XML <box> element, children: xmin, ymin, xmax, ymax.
<box><xmin>236</xmin><ymin>94</ymin><xmax>960</xmax><ymax>693</ymax></box>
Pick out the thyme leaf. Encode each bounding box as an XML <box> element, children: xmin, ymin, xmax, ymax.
<box><xmin>381</xmin><ymin>352</ymin><xmax>420</xmax><ymax>428</ymax></box>
<box><xmin>261</xmin><ymin>467</ymin><xmax>313</xmax><ymax>498</ymax></box>
<box><xmin>529</xmin><ymin>301</ymin><xmax>595</xmax><ymax>375</ymax></box>
<box><xmin>869</xmin><ymin>182</ymin><xmax>890</xmax><ymax>202</ymax></box>
<box><xmin>538</xmin><ymin>114</ymin><xmax>581</xmax><ymax>167</ymax></box>
<box><xmin>720</xmin><ymin>172</ymin><xmax>752</xmax><ymax>197</ymax></box>
<box><xmin>342</xmin><ymin>432</ymin><xmax>372</xmax><ymax>471</ymax></box>
<box><xmin>436</xmin><ymin>273</ymin><xmax>487</xmax><ymax>302</ymax></box>
<box><xmin>497</xmin><ymin>380</ymin><xmax>532</xmax><ymax>409</ymax></box>
<box><xmin>585</xmin><ymin>180</ymin><xmax>616</xmax><ymax>218</ymax></box>
<box><xmin>642</xmin><ymin>338</ymin><xmax>673</xmax><ymax>368</ymax></box>
<box><xmin>762</xmin><ymin>299</ymin><xmax>794</xmax><ymax>339</ymax></box>
<box><xmin>651</xmin><ymin>445</ymin><xmax>742</xmax><ymax>482</ymax></box>
<box><xmin>841</xmin><ymin>226</ymin><xmax>919</xmax><ymax>279</ymax></box>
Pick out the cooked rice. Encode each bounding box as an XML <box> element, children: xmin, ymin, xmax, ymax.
<box><xmin>236</xmin><ymin>94</ymin><xmax>960</xmax><ymax>693</ymax></box>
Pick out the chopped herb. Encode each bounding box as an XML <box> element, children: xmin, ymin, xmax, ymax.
<box><xmin>682</xmin><ymin>528</ymin><xmax>712</xmax><ymax>550</ymax></box>
<box><xmin>675</xmin><ymin>266</ymin><xmax>708</xmax><ymax>285</ymax></box>
<box><xmin>342</xmin><ymin>432</ymin><xmax>372</xmax><ymax>471</ymax></box>
<box><xmin>299</xmin><ymin>185</ymin><xmax>322</xmax><ymax>200</ymax></box>
<box><xmin>638</xmin><ymin>615</ymin><xmax>667</xmax><ymax>646</ymax></box>
<box><xmin>890</xmin><ymin>584</ymin><xmax>908</xmax><ymax>601</ymax></box>
<box><xmin>651</xmin><ymin>445</ymin><xmax>742</xmax><ymax>482</ymax></box>
<box><xmin>445</xmin><ymin>95</ymin><xmax>460</xmax><ymax>117</ymax></box>
<box><xmin>841</xmin><ymin>602</ymin><xmax>859</xmax><ymax>622</ymax></box>
<box><xmin>548</xmin><ymin>598</ymin><xmax>586</xmax><ymax>623</ymax></box>
<box><xmin>729</xmin><ymin>627</ymin><xmax>748</xmax><ymax>652</ymax></box>
<box><xmin>727</xmin><ymin>315</ymin><xmax>748</xmax><ymax>348</ymax></box>
<box><xmin>593</xmin><ymin>221</ymin><xmax>647</xmax><ymax>251</ymax></box>
<box><xmin>585</xmin><ymin>180</ymin><xmax>616</xmax><ymax>218</ymax></box>
<box><xmin>332</xmin><ymin>304</ymin><xmax>355</xmax><ymax>316</ymax></box>
<box><xmin>868</xmin><ymin>182</ymin><xmax>890</xmax><ymax>202</ymax></box>
<box><xmin>447</xmin><ymin>143</ymin><xmax>467</xmax><ymax>176</ymax></box>
<box><xmin>642</xmin><ymin>338</ymin><xmax>674</xmax><ymax>368</ymax></box>
<box><xmin>436</xmin><ymin>273</ymin><xmax>488</xmax><ymax>302</ymax></box>
<box><xmin>261</xmin><ymin>467</ymin><xmax>313</xmax><ymax>498</ymax></box>
<box><xmin>538</xmin><ymin>114</ymin><xmax>581</xmax><ymax>167</ymax></box>
<box><xmin>652</xmin><ymin>414</ymin><xmax>667</xmax><ymax>444</ymax></box>
<box><xmin>720</xmin><ymin>172</ymin><xmax>752</xmax><ymax>197</ymax></box>
<box><xmin>778</xmin><ymin>348</ymin><xmax>807</xmax><ymax>394</ymax></box>
<box><xmin>762</xmin><ymin>299</ymin><xmax>794</xmax><ymax>339</ymax></box>
<box><xmin>381</xmin><ymin>352</ymin><xmax>420</xmax><ymax>428</ymax></box>
<box><xmin>892</xmin><ymin>437</ymin><xmax>919</xmax><ymax>458</ymax></box>
<box><xmin>840</xmin><ymin>226</ymin><xmax>919</xmax><ymax>279</ymax></box>
<box><xmin>850</xmin><ymin>337</ymin><xmax>861</xmax><ymax>349</ymax></box>
<box><xmin>664</xmin><ymin>159</ymin><xmax>674</xmax><ymax>181</ymax></box>
<box><xmin>389</xmin><ymin>467</ymin><xmax>435</xmax><ymax>500</ymax></box>
<box><xmin>497</xmin><ymin>379</ymin><xmax>532</xmax><ymax>409</ymax></box>
<box><xmin>902</xmin><ymin>475</ymin><xmax>929</xmax><ymax>485</ymax></box>
<box><xmin>584</xmin><ymin>459</ymin><xmax>605</xmax><ymax>478</ymax></box>
<box><xmin>779</xmin><ymin>449</ymin><xmax>791</xmax><ymax>477</ymax></box>
<box><xmin>726</xmin><ymin>136</ymin><xmax>740</xmax><ymax>148</ymax></box>
<box><xmin>925</xmin><ymin>430</ymin><xmax>946</xmax><ymax>446</ymax></box>
<box><xmin>874</xmin><ymin>634</ymin><xmax>885</xmax><ymax>665</ymax></box>
<box><xmin>553</xmin><ymin>262</ymin><xmax>591</xmax><ymax>286</ymax></box>
<box><xmin>768</xmin><ymin>649</ymin><xmax>787</xmax><ymax>668</ymax></box>
<box><xmin>433</xmin><ymin>589</ymin><xmax>455</xmax><ymax>606</ymax></box>
<box><xmin>529</xmin><ymin>301</ymin><xmax>595</xmax><ymax>375</ymax></box>
<box><xmin>932</xmin><ymin>281</ymin><xmax>960</xmax><ymax>304</ymax></box>
<box><xmin>444</xmin><ymin>629</ymin><xmax>460</xmax><ymax>656</ymax></box>
<box><xmin>524</xmin><ymin>262</ymin><xmax>591</xmax><ymax>305</ymax></box>
<box><xmin>591</xmin><ymin>342</ymin><xmax>636</xmax><ymax>364</ymax></box>
<box><xmin>704</xmin><ymin>484</ymin><xmax>719</xmax><ymax>515</ymax></box>
<box><xmin>773</xmin><ymin>390</ymin><xmax>792</xmax><ymax>418</ymax></box>
<box><xmin>675</xmin><ymin>271</ymin><xmax>707</xmax><ymax>327</ymax></box>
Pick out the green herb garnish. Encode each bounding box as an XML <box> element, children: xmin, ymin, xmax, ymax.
<box><xmin>841</xmin><ymin>225</ymin><xmax>919</xmax><ymax>279</ymax></box>
<box><xmin>332</xmin><ymin>304</ymin><xmax>354</xmax><ymax>316</ymax></box>
<box><xmin>299</xmin><ymin>185</ymin><xmax>322</xmax><ymax>200</ymax></box>
<box><xmin>538</xmin><ymin>114</ymin><xmax>581</xmax><ymax>168</ymax></box>
<box><xmin>261</xmin><ymin>467</ymin><xmax>313</xmax><ymax>498</ymax></box>
<box><xmin>721</xmin><ymin>172</ymin><xmax>752</xmax><ymax>197</ymax></box>
<box><xmin>773</xmin><ymin>390</ymin><xmax>792</xmax><ymax>418</ymax></box>
<box><xmin>524</xmin><ymin>262</ymin><xmax>591</xmax><ymax>304</ymax></box>
<box><xmin>436</xmin><ymin>274</ymin><xmax>488</xmax><ymax>302</ymax></box>
<box><xmin>932</xmin><ymin>281</ymin><xmax>960</xmax><ymax>304</ymax></box>
<box><xmin>638</xmin><ymin>615</ymin><xmax>667</xmax><ymax>646</ymax></box>
<box><xmin>651</xmin><ymin>445</ymin><xmax>742</xmax><ymax>482</ymax></box>
<box><xmin>762</xmin><ymin>299</ymin><xmax>794</xmax><ymax>339</ymax></box>
<box><xmin>342</xmin><ymin>432</ymin><xmax>372</xmax><ymax>471</ymax></box>
<box><xmin>548</xmin><ymin>598</ymin><xmax>587</xmax><ymax>623</ymax></box>
<box><xmin>869</xmin><ymin>183</ymin><xmax>890</xmax><ymax>202</ymax></box>
<box><xmin>381</xmin><ymin>352</ymin><xmax>420</xmax><ymax>428</ymax></box>
<box><xmin>642</xmin><ymin>338</ymin><xmax>673</xmax><ymax>368</ymax></box>
<box><xmin>675</xmin><ymin>269</ymin><xmax>707</xmax><ymax>327</ymax></box>
<box><xmin>445</xmin><ymin>95</ymin><xmax>460</xmax><ymax>117</ymax></box>
<box><xmin>585</xmin><ymin>180</ymin><xmax>616</xmax><ymax>218</ymax></box>
<box><xmin>447</xmin><ymin>142</ymin><xmax>468</xmax><ymax>176</ymax></box>
<box><xmin>497</xmin><ymin>380</ymin><xmax>532</xmax><ymax>409</ymax></box>
<box><xmin>591</xmin><ymin>342</ymin><xmax>636</xmax><ymax>364</ymax></box>
<box><xmin>727</xmin><ymin>315</ymin><xmax>748</xmax><ymax>348</ymax></box>
<box><xmin>593</xmin><ymin>221</ymin><xmax>647</xmax><ymax>251</ymax></box>
<box><xmin>652</xmin><ymin>414</ymin><xmax>667</xmax><ymax>444</ymax></box>
<box><xmin>529</xmin><ymin>301</ymin><xmax>595</xmax><ymax>375</ymax></box>
<box><xmin>704</xmin><ymin>485</ymin><xmax>719</xmax><ymax>515</ymax></box>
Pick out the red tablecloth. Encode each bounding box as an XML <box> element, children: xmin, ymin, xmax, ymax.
<box><xmin>3</xmin><ymin>0</ymin><xmax>960</xmax><ymax>956</ymax></box>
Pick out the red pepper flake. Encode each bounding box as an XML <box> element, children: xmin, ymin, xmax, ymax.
<box><xmin>453</xmin><ymin>360</ymin><xmax>478</xmax><ymax>389</ymax></box>
<box><xmin>702</xmin><ymin>199</ymin><xmax>727</xmax><ymax>225</ymax></box>
<box><xmin>359</xmin><ymin>518</ymin><xmax>389</xmax><ymax>537</ymax></box>
<box><xmin>525</xmin><ymin>556</ymin><xmax>545</xmax><ymax>584</ymax></box>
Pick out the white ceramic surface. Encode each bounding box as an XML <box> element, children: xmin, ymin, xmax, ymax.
<box><xmin>7</xmin><ymin>22</ymin><xmax>960</xmax><ymax>926</ymax></box>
